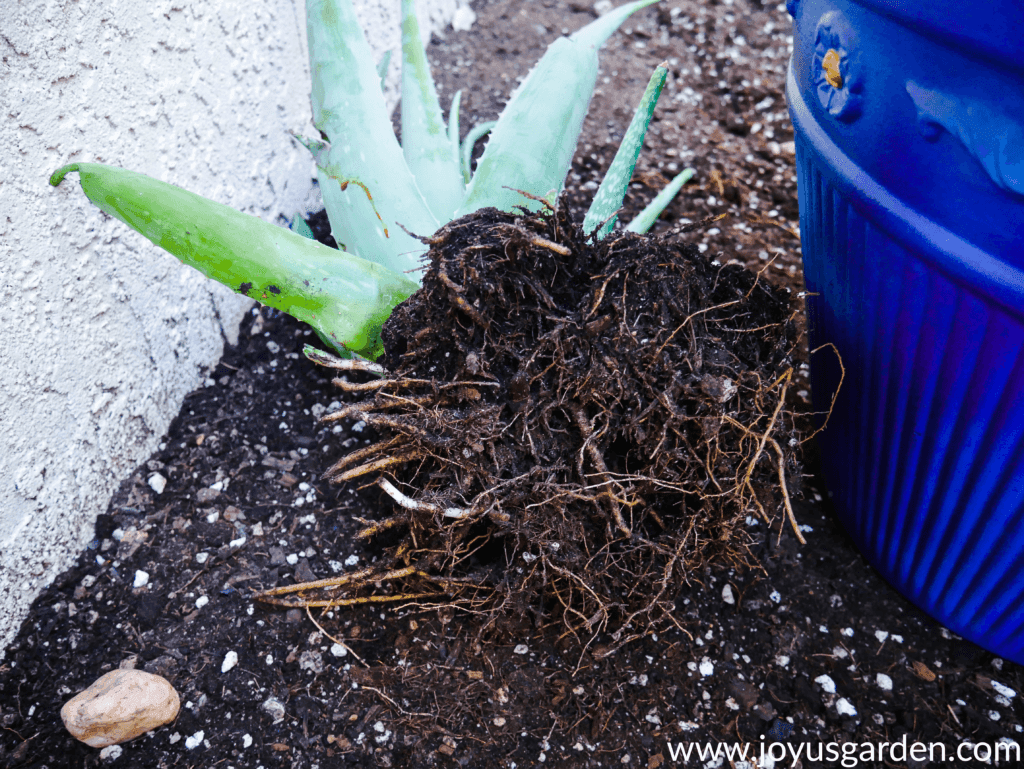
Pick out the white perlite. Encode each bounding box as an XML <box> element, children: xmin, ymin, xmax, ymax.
<box><xmin>991</xmin><ymin>681</ymin><xmax>1017</xmax><ymax>699</ymax></box>
<box><xmin>836</xmin><ymin>698</ymin><xmax>857</xmax><ymax>717</ymax></box>
<box><xmin>721</xmin><ymin>584</ymin><xmax>735</xmax><ymax>604</ymax></box>
<box><xmin>148</xmin><ymin>473</ymin><xmax>167</xmax><ymax>495</ymax></box>
<box><xmin>699</xmin><ymin>658</ymin><xmax>714</xmax><ymax>677</ymax></box>
<box><xmin>221</xmin><ymin>651</ymin><xmax>239</xmax><ymax>673</ymax></box>
<box><xmin>876</xmin><ymin>673</ymin><xmax>893</xmax><ymax>691</ymax></box>
<box><xmin>133</xmin><ymin>570</ymin><xmax>149</xmax><ymax>588</ymax></box>
<box><xmin>184</xmin><ymin>730</ymin><xmax>204</xmax><ymax>750</ymax></box>
<box><xmin>815</xmin><ymin>674</ymin><xmax>836</xmax><ymax>694</ymax></box>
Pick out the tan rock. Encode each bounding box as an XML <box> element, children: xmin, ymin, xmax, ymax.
<box><xmin>61</xmin><ymin>669</ymin><xmax>180</xmax><ymax>747</ymax></box>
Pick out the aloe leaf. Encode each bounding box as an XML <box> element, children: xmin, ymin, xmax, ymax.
<box><xmin>307</xmin><ymin>0</ymin><xmax>438</xmax><ymax>277</ymax></box>
<box><xmin>448</xmin><ymin>89</ymin><xmax>462</xmax><ymax>178</ymax></box>
<box><xmin>625</xmin><ymin>167</ymin><xmax>695</xmax><ymax>234</ymax></box>
<box><xmin>290</xmin><ymin>130</ymin><xmax>327</xmax><ymax>157</ymax></box>
<box><xmin>583</xmin><ymin>63</ymin><xmax>668</xmax><ymax>239</ymax></box>
<box><xmin>291</xmin><ymin>213</ymin><xmax>316</xmax><ymax>239</ymax></box>
<box><xmin>376</xmin><ymin>49</ymin><xmax>392</xmax><ymax>87</ymax></box>
<box><xmin>461</xmin><ymin>121</ymin><xmax>496</xmax><ymax>183</ymax></box>
<box><xmin>400</xmin><ymin>0</ymin><xmax>465</xmax><ymax>221</ymax></box>
<box><xmin>50</xmin><ymin>163</ymin><xmax>418</xmax><ymax>360</ymax></box>
<box><xmin>456</xmin><ymin>0</ymin><xmax>660</xmax><ymax>216</ymax></box>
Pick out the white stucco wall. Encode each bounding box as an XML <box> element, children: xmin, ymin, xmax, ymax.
<box><xmin>0</xmin><ymin>0</ymin><xmax>460</xmax><ymax>654</ymax></box>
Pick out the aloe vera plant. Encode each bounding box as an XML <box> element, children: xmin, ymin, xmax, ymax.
<box><xmin>51</xmin><ymin>0</ymin><xmax>693</xmax><ymax>359</ymax></box>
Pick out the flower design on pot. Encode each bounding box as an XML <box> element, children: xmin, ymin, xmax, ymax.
<box><xmin>812</xmin><ymin>11</ymin><xmax>863</xmax><ymax>123</ymax></box>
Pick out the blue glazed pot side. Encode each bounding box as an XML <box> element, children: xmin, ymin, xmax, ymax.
<box><xmin>786</xmin><ymin>0</ymin><xmax>1024</xmax><ymax>664</ymax></box>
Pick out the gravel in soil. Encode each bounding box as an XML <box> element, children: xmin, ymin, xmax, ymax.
<box><xmin>3</xmin><ymin>1</ymin><xmax>1022</xmax><ymax>768</ymax></box>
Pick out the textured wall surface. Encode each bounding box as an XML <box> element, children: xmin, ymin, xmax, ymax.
<box><xmin>0</xmin><ymin>0</ymin><xmax>459</xmax><ymax>654</ymax></box>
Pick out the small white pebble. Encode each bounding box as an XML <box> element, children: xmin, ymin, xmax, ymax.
<box><xmin>876</xmin><ymin>673</ymin><xmax>893</xmax><ymax>691</ymax></box>
<box><xmin>99</xmin><ymin>745</ymin><xmax>123</xmax><ymax>762</ymax></box>
<box><xmin>243</xmin><ymin>734</ymin><xmax>253</xmax><ymax>748</ymax></box>
<box><xmin>205</xmin><ymin>511</ymin><xmax>219</xmax><ymax>523</ymax></box>
<box><xmin>836</xmin><ymin>698</ymin><xmax>857</xmax><ymax>717</ymax></box>
<box><xmin>815</xmin><ymin>674</ymin><xmax>836</xmax><ymax>694</ymax></box>
<box><xmin>331</xmin><ymin>643</ymin><xmax>348</xmax><ymax>658</ymax></box>
<box><xmin>514</xmin><ymin>644</ymin><xmax>529</xmax><ymax>655</ymax></box>
<box><xmin>874</xmin><ymin>630</ymin><xmax>889</xmax><ymax>643</ymax></box>
<box><xmin>148</xmin><ymin>473</ymin><xmax>167</xmax><ymax>494</ymax></box>
<box><xmin>286</xmin><ymin>553</ymin><xmax>299</xmax><ymax>565</ymax></box>
<box><xmin>722</xmin><ymin>584</ymin><xmax>735</xmax><ymax>604</ymax></box>
<box><xmin>184</xmin><ymin>730</ymin><xmax>205</xmax><ymax>750</ymax></box>
<box><xmin>195</xmin><ymin>552</ymin><xmax>209</xmax><ymax>564</ymax></box>
<box><xmin>195</xmin><ymin>595</ymin><xmax>209</xmax><ymax>609</ymax></box>
<box><xmin>133</xmin><ymin>570</ymin><xmax>149</xmax><ymax>588</ymax></box>
<box><xmin>991</xmin><ymin>681</ymin><xmax>1016</xmax><ymax>699</ymax></box>
<box><xmin>493</xmin><ymin>716</ymin><xmax>507</xmax><ymax>727</ymax></box>
<box><xmin>221</xmin><ymin>651</ymin><xmax>239</xmax><ymax>673</ymax></box>
<box><xmin>699</xmin><ymin>658</ymin><xmax>714</xmax><ymax>677</ymax></box>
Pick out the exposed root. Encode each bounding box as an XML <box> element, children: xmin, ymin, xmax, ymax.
<box><xmin>259</xmin><ymin>199</ymin><xmax>803</xmax><ymax>644</ymax></box>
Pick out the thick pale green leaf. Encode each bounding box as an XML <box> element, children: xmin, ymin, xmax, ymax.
<box><xmin>461</xmin><ymin>121</ymin><xmax>496</xmax><ymax>183</ymax></box>
<box><xmin>376</xmin><ymin>49</ymin><xmax>392</xmax><ymax>87</ymax></box>
<box><xmin>400</xmin><ymin>0</ymin><xmax>465</xmax><ymax>220</ymax></box>
<box><xmin>625</xmin><ymin>167</ymin><xmax>695</xmax><ymax>233</ymax></box>
<box><xmin>456</xmin><ymin>0</ymin><xmax>660</xmax><ymax>216</ymax></box>
<box><xmin>291</xmin><ymin>213</ymin><xmax>316</xmax><ymax>239</ymax></box>
<box><xmin>307</xmin><ymin>0</ymin><xmax>438</xmax><ymax>277</ymax></box>
<box><xmin>583</xmin><ymin>63</ymin><xmax>667</xmax><ymax>239</ymax></box>
<box><xmin>290</xmin><ymin>130</ymin><xmax>327</xmax><ymax>157</ymax></box>
<box><xmin>50</xmin><ymin>163</ymin><xmax>418</xmax><ymax>359</ymax></box>
<box><xmin>448</xmin><ymin>89</ymin><xmax>463</xmax><ymax>179</ymax></box>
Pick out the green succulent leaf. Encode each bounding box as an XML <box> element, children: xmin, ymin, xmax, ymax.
<box><xmin>307</xmin><ymin>0</ymin><xmax>438</xmax><ymax>276</ymax></box>
<box><xmin>400</xmin><ymin>0</ymin><xmax>465</xmax><ymax>221</ymax></box>
<box><xmin>461</xmin><ymin>121</ymin><xmax>496</xmax><ymax>183</ymax></box>
<box><xmin>376</xmin><ymin>48</ymin><xmax>392</xmax><ymax>87</ymax></box>
<box><xmin>448</xmin><ymin>90</ymin><xmax>463</xmax><ymax>179</ymax></box>
<box><xmin>625</xmin><ymin>167</ymin><xmax>695</xmax><ymax>234</ymax></box>
<box><xmin>583</xmin><ymin>63</ymin><xmax>668</xmax><ymax>240</ymax></box>
<box><xmin>50</xmin><ymin>163</ymin><xmax>418</xmax><ymax>360</ymax></box>
<box><xmin>290</xmin><ymin>130</ymin><xmax>327</xmax><ymax>157</ymax></box>
<box><xmin>291</xmin><ymin>213</ymin><xmax>316</xmax><ymax>239</ymax></box>
<box><xmin>456</xmin><ymin>0</ymin><xmax>660</xmax><ymax>216</ymax></box>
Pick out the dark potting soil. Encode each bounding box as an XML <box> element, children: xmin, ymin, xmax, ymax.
<box><xmin>3</xmin><ymin>1</ymin><xmax>1022</xmax><ymax>768</ymax></box>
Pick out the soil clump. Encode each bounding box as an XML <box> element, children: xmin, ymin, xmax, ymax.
<box><xmin>275</xmin><ymin>200</ymin><xmax>800</xmax><ymax>647</ymax></box>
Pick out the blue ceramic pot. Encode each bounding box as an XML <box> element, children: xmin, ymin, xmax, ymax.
<box><xmin>786</xmin><ymin>0</ymin><xmax>1024</xmax><ymax>663</ymax></box>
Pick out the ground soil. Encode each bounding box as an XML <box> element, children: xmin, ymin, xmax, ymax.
<box><xmin>2</xmin><ymin>1</ymin><xmax>1021</xmax><ymax>768</ymax></box>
